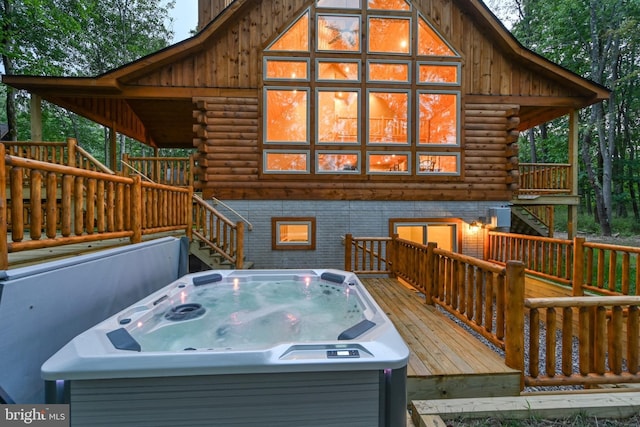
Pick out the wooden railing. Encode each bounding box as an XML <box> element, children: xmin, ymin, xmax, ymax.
<box><xmin>0</xmin><ymin>143</ymin><xmax>191</xmax><ymax>269</ymax></box>
<box><xmin>524</xmin><ymin>296</ymin><xmax>640</xmax><ymax>387</ymax></box>
<box><xmin>487</xmin><ymin>231</ymin><xmax>640</xmax><ymax>297</ymax></box>
<box><xmin>518</xmin><ymin>163</ymin><xmax>571</xmax><ymax>194</ymax></box>
<box><xmin>192</xmin><ymin>194</ymin><xmax>244</xmax><ymax>269</ymax></box>
<box><xmin>3</xmin><ymin>138</ymin><xmax>113</xmax><ymax>174</ymax></box>
<box><xmin>121</xmin><ymin>154</ymin><xmax>196</xmax><ymax>187</ymax></box>
<box><xmin>344</xmin><ymin>234</ymin><xmax>393</xmax><ymax>274</ymax></box>
<box><xmin>345</xmin><ymin>233</ymin><xmax>640</xmax><ymax>389</ymax></box>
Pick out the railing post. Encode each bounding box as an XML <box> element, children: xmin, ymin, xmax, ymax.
<box><xmin>235</xmin><ymin>221</ymin><xmax>244</xmax><ymax>269</ymax></box>
<box><xmin>66</xmin><ymin>137</ymin><xmax>76</xmax><ymax>168</ymax></box>
<box><xmin>186</xmin><ymin>189</ymin><xmax>194</xmax><ymax>240</ymax></box>
<box><xmin>504</xmin><ymin>260</ymin><xmax>525</xmax><ymax>390</ymax></box>
<box><xmin>572</xmin><ymin>237</ymin><xmax>585</xmax><ymax>296</ymax></box>
<box><xmin>130</xmin><ymin>175</ymin><xmax>142</xmax><ymax>244</ymax></box>
<box><xmin>425</xmin><ymin>242</ymin><xmax>437</xmax><ymax>305</ymax></box>
<box><xmin>344</xmin><ymin>234</ymin><xmax>353</xmax><ymax>272</ymax></box>
<box><xmin>483</xmin><ymin>229</ymin><xmax>490</xmax><ymax>261</ymax></box>
<box><xmin>389</xmin><ymin>233</ymin><xmax>399</xmax><ymax>277</ymax></box>
<box><xmin>0</xmin><ymin>144</ymin><xmax>8</xmax><ymax>270</ymax></box>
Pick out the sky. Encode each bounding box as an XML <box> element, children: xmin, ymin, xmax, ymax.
<box><xmin>169</xmin><ymin>0</ymin><xmax>200</xmax><ymax>43</ymax></box>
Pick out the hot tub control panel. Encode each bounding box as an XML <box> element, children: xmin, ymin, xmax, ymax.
<box><xmin>327</xmin><ymin>349</ymin><xmax>360</xmax><ymax>358</ymax></box>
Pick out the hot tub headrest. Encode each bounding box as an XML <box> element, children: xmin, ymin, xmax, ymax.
<box><xmin>320</xmin><ymin>272</ymin><xmax>346</xmax><ymax>284</ymax></box>
<box><xmin>193</xmin><ymin>273</ymin><xmax>223</xmax><ymax>286</ymax></box>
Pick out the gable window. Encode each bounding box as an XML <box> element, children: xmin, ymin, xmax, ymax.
<box><xmin>272</xmin><ymin>217</ymin><xmax>316</xmax><ymax>250</ymax></box>
<box><xmin>263</xmin><ymin>2</ymin><xmax>462</xmax><ymax>177</ymax></box>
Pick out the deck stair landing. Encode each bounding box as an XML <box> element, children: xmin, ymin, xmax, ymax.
<box><xmin>361</xmin><ymin>278</ymin><xmax>521</xmax><ymax>401</ymax></box>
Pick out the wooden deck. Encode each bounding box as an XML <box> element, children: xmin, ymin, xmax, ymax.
<box><xmin>361</xmin><ymin>277</ymin><xmax>521</xmax><ymax>401</ymax></box>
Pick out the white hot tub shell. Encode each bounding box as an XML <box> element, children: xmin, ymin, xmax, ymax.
<box><xmin>43</xmin><ymin>269</ymin><xmax>409</xmax><ymax>427</ymax></box>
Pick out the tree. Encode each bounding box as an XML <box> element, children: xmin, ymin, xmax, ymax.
<box><xmin>487</xmin><ymin>0</ymin><xmax>640</xmax><ymax>236</ymax></box>
<box><xmin>1</xmin><ymin>0</ymin><xmax>175</xmax><ymax>155</ymax></box>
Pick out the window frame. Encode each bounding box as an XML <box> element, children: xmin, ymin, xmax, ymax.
<box><xmin>416</xmin><ymin>152</ymin><xmax>461</xmax><ymax>176</ymax></box>
<box><xmin>263</xmin><ymin>87</ymin><xmax>310</xmax><ymax>145</ymax></box>
<box><xmin>316</xmin><ymin>88</ymin><xmax>361</xmax><ymax>145</ymax></box>
<box><xmin>316</xmin><ymin>150</ymin><xmax>361</xmax><ymax>174</ymax></box>
<box><xmin>416</xmin><ymin>61</ymin><xmax>461</xmax><ymax>86</ymax></box>
<box><xmin>272</xmin><ymin>217</ymin><xmax>317</xmax><ymax>250</ymax></box>
<box><xmin>367</xmin><ymin>60</ymin><xmax>411</xmax><ymax>84</ymax></box>
<box><xmin>367</xmin><ymin>15</ymin><xmax>412</xmax><ymax>55</ymax></box>
<box><xmin>366</xmin><ymin>151</ymin><xmax>411</xmax><ymax>175</ymax></box>
<box><xmin>390</xmin><ymin>218</ymin><xmax>462</xmax><ymax>251</ymax></box>
<box><xmin>263</xmin><ymin>150</ymin><xmax>311</xmax><ymax>174</ymax></box>
<box><xmin>366</xmin><ymin>89</ymin><xmax>411</xmax><ymax>146</ymax></box>
<box><xmin>264</xmin><ymin>57</ymin><xmax>310</xmax><ymax>81</ymax></box>
<box><xmin>416</xmin><ymin>90</ymin><xmax>460</xmax><ymax>147</ymax></box>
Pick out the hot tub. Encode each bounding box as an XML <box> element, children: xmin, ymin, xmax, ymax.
<box><xmin>43</xmin><ymin>269</ymin><xmax>409</xmax><ymax>427</ymax></box>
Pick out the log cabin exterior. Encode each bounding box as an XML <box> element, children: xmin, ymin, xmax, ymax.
<box><xmin>2</xmin><ymin>0</ymin><xmax>610</xmax><ymax>269</ymax></box>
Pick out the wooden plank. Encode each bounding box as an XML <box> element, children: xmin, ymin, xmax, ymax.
<box><xmin>412</xmin><ymin>391</ymin><xmax>640</xmax><ymax>420</ymax></box>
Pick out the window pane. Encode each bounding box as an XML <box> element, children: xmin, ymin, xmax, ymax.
<box><xmin>318</xmin><ymin>15</ymin><xmax>360</xmax><ymax>52</ymax></box>
<box><xmin>317</xmin><ymin>0</ymin><xmax>360</xmax><ymax>8</ymax></box>
<box><xmin>317</xmin><ymin>61</ymin><xmax>359</xmax><ymax>80</ymax></box>
<box><xmin>368</xmin><ymin>92</ymin><xmax>408</xmax><ymax>144</ymax></box>
<box><xmin>417</xmin><ymin>154</ymin><xmax>459</xmax><ymax>174</ymax></box>
<box><xmin>418</xmin><ymin>63</ymin><xmax>459</xmax><ymax>84</ymax></box>
<box><xmin>265</xmin><ymin>60</ymin><xmax>308</xmax><ymax>80</ymax></box>
<box><xmin>268</xmin><ymin>12</ymin><xmax>309</xmax><ymax>51</ymax></box>
<box><xmin>368</xmin><ymin>62</ymin><xmax>409</xmax><ymax>82</ymax></box>
<box><xmin>418</xmin><ymin>93</ymin><xmax>457</xmax><ymax>145</ymax></box>
<box><xmin>279</xmin><ymin>224</ymin><xmax>310</xmax><ymax>243</ymax></box>
<box><xmin>265</xmin><ymin>89</ymin><xmax>308</xmax><ymax>143</ymax></box>
<box><xmin>368</xmin><ymin>153</ymin><xmax>409</xmax><ymax>173</ymax></box>
<box><xmin>318</xmin><ymin>91</ymin><xmax>359</xmax><ymax>143</ymax></box>
<box><xmin>428</xmin><ymin>225</ymin><xmax>454</xmax><ymax>251</ymax></box>
<box><xmin>317</xmin><ymin>153</ymin><xmax>359</xmax><ymax>172</ymax></box>
<box><xmin>367</xmin><ymin>0</ymin><xmax>409</xmax><ymax>11</ymax></box>
<box><xmin>264</xmin><ymin>152</ymin><xmax>309</xmax><ymax>172</ymax></box>
<box><xmin>418</xmin><ymin>16</ymin><xmax>456</xmax><ymax>56</ymax></box>
<box><xmin>368</xmin><ymin>18</ymin><xmax>410</xmax><ymax>54</ymax></box>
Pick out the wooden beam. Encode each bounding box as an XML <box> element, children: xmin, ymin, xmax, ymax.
<box><xmin>30</xmin><ymin>94</ymin><xmax>42</xmax><ymax>141</ymax></box>
<box><xmin>568</xmin><ymin>109</ymin><xmax>579</xmax><ymax>239</ymax></box>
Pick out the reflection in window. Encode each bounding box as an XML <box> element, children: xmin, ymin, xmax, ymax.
<box><xmin>368</xmin><ymin>17</ymin><xmax>410</xmax><ymax>54</ymax></box>
<box><xmin>418</xmin><ymin>93</ymin><xmax>457</xmax><ymax>145</ymax></box>
<box><xmin>264</xmin><ymin>151</ymin><xmax>309</xmax><ymax>173</ymax></box>
<box><xmin>418</xmin><ymin>63</ymin><xmax>459</xmax><ymax>84</ymax></box>
<box><xmin>367</xmin><ymin>0</ymin><xmax>410</xmax><ymax>11</ymax></box>
<box><xmin>273</xmin><ymin>217</ymin><xmax>316</xmax><ymax>250</ymax></box>
<box><xmin>317</xmin><ymin>15</ymin><xmax>360</xmax><ymax>51</ymax></box>
<box><xmin>417</xmin><ymin>153</ymin><xmax>459</xmax><ymax>174</ymax></box>
<box><xmin>265</xmin><ymin>89</ymin><xmax>308</xmax><ymax>143</ymax></box>
<box><xmin>368</xmin><ymin>92</ymin><xmax>408</xmax><ymax>144</ymax></box>
<box><xmin>317</xmin><ymin>61</ymin><xmax>359</xmax><ymax>80</ymax></box>
<box><xmin>318</xmin><ymin>91</ymin><xmax>359</xmax><ymax>143</ymax></box>
<box><xmin>418</xmin><ymin>15</ymin><xmax>456</xmax><ymax>56</ymax></box>
<box><xmin>317</xmin><ymin>152</ymin><xmax>359</xmax><ymax>173</ymax></box>
<box><xmin>368</xmin><ymin>153</ymin><xmax>409</xmax><ymax>173</ymax></box>
<box><xmin>317</xmin><ymin>0</ymin><xmax>360</xmax><ymax>8</ymax></box>
<box><xmin>368</xmin><ymin>62</ymin><xmax>409</xmax><ymax>82</ymax></box>
<box><xmin>265</xmin><ymin>59</ymin><xmax>308</xmax><ymax>80</ymax></box>
<box><xmin>267</xmin><ymin>12</ymin><xmax>310</xmax><ymax>52</ymax></box>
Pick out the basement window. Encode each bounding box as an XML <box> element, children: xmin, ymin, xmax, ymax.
<box><xmin>272</xmin><ymin>218</ymin><xmax>316</xmax><ymax>250</ymax></box>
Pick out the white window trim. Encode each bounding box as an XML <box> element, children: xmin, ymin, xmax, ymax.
<box><xmin>316</xmin><ymin>150</ymin><xmax>361</xmax><ymax>174</ymax></box>
<box><xmin>263</xmin><ymin>87</ymin><xmax>310</xmax><ymax>145</ymax></box>
<box><xmin>366</xmin><ymin>151</ymin><xmax>411</xmax><ymax>175</ymax></box>
<box><xmin>416</xmin><ymin>90</ymin><xmax>461</xmax><ymax>147</ymax></box>
<box><xmin>367</xmin><ymin>60</ymin><xmax>412</xmax><ymax>84</ymax></box>
<box><xmin>263</xmin><ymin>150</ymin><xmax>311</xmax><ymax>174</ymax></box>
<box><xmin>416</xmin><ymin>152</ymin><xmax>461</xmax><ymax>176</ymax></box>
<box><xmin>416</xmin><ymin>61</ymin><xmax>461</xmax><ymax>86</ymax></box>
<box><xmin>263</xmin><ymin>57</ymin><xmax>310</xmax><ymax>81</ymax></box>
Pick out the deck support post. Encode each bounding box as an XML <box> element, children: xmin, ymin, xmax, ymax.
<box><xmin>424</xmin><ymin>242</ymin><xmax>437</xmax><ymax>305</ymax></box>
<box><xmin>344</xmin><ymin>234</ymin><xmax>353</xmax><ymax>271</ymax></box>
<box><xmin>235</xmin><ymin>221</ymin><xmax>244</xmax><ymax>269</ymax></box>
<box><xmin>0</xmin><ymin>144</ymin><xmax>8</xmax><ymax>270</ymax></box>
<box><xmin>504</xmin><ymin>260</ymin><xmax>525</xmax><ymax>390</ymax></box>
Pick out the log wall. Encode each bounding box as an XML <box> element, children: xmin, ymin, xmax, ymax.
<box><xmin>193</xmin><ymin>97</ymin><xmax>520</xmax><ymax>201</ymax></box>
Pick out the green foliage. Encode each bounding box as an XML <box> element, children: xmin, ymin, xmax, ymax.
<box><xmin>1</xmin><ymin>0</ymin><xmax>177</xmax><ymax>161</ymax></box>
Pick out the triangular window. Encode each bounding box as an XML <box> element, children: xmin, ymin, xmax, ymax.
<box><xmin>266</xmin><ymin>11</ymin><xmax>310</xmax><ymax>52</ymax></box>
<box><xmin>418</xmin><ymin>15</ymin><xmax>458</xmax><ymax>57</ymax></box>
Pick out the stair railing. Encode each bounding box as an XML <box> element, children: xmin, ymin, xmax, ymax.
<box><xmin>211</xmin><ymin>196</ymin><xmax>253</xmax><ymax>231</ymax></box>
<box><xmin>192</xmin><ymin>194</ymin><xmax>245</xmax><ymax>269</ymax></box>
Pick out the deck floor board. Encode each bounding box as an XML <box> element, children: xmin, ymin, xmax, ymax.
<box><xmin>361</xmin><ymin>277</ymin><xmax>521</xmax><ymax>400</ymax></box>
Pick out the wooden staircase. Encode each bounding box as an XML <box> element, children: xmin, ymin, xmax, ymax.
<box><xmin>510</xmin><ymin>205</ymin><xmax>550</xmax><ymax>237</ymax></box>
